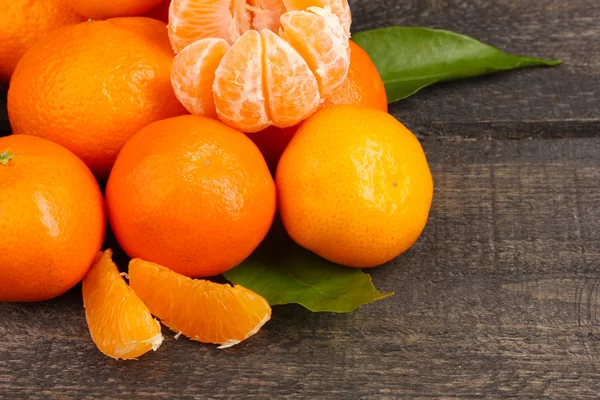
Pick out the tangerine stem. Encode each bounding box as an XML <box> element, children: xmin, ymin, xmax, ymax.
<box><xmin>0</xmin><ymin>149</ymin><xmax>15</xmax><ymax>166</ymax></box>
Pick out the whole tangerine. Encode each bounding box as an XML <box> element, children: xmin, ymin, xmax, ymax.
<box><xmin>7</xmin><ymin>17</ymin><xmax>187</xmax><ymax>180</ymax></box>
<box><xmin>0</xmin><ymin>0</ymin><xmax>84</xmax><ymax>82</ymax></box>
<box><xmin>106</xmin><ymin>115</ymin><xmax>276</xmax><ymax>278</ymax></box>
<box><xmin>0</xmin><ymin>135</ymin><xmax>106</xmax><ymax>302</ymax></box>
<box><xmin>276</xmin><ymin>105</ymin><xmax>433</xmax><ymax>268</ymax></box>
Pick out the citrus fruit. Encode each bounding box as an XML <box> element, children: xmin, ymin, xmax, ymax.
<box><xmin>146</xmin><ymin>0</ymin><xmax>170</xmax><ymax>22</ymax></box>
<box><xmin>0</xmin><ymin>0</ymin><xmax>84</xmax><ymax>82</ymax></box>
<box><xmin>169</xmin><ymin>0</ymin><xmax>351</xmax><ymax>132</ymax></box>
<box><xmin>83</xmin><ymin>250</ymin><xmax>163</xmax><ymax>360</ymax></box>
<box><xmin>64</xmin><ymin>0</ymin><xmax>164</xmax><ymax>19</ymax></box>
<box><xmin>129</xmin><ymin>258</ymin><xmax>271</xmax><ymax>348</ymax></box>
<box><xmin>106</xmin><ymin>115</ymin><xmax>276</xmax><ymax>278</ymax></box>
<box><xmin>246</xmin><ymin>40</ymin><xmax>388</xmax><ymax>172</ymax></box>
<box><xmin>276</xmin><ymin>105</ymin><xmax>434</xmax><ymax>268</ymax></box>
<box><xmin>7</xmin><ymin>17</ymin><xmax>187</xmax><ymax>179</ymax></box>
<box><xmin>0</xmin><ymin>135</ymin><xmax>106</xmax><ymax>302</ymax></box>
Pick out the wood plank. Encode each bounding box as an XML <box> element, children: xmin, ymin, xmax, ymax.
<box><xmin>349</xmin><ymin>0</ymin><xmax>600</xmax><ymax>138</ymax></box>
<box><xmin>2</xmin><ymin>137</ymin><xmax>600</xmax><ymax>398</ymax></box>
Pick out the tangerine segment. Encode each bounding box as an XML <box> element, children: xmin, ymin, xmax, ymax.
<box><xmin>283</xmin><ymin>0</ymin><xmax>351</xmax><ymax>38</ymax></box>
<box><xmin>172</xmin><ymin>38</ymin><xmax>230</xmax><ymax>117</ymax></box>
<box><xmin>213</xmin><ymin>30</ymin><xmax>270</xmax><ymax>132</ymax></box>
<box><xmin>169</xmin><ymin>0</ymin><xmax>252</xmax><ymax>52</ymax></box>
<box><xmin>262</xmin><ymin>30</ymin><xmax>319</xmax><ymax>127</ymax></box>
<box><xmin>82</xmin><ymin>250</ymin><xmax>163</xmax><ymax>360</ymax></box>
<box><xmin>280</xmin><ymin>7</ymin><xmax>350</xmax><ymax>97</ymax></box>
<box><xmin>129</xmin><ymin>259</ymin><xmax>272</xmax><ymax>348</ymax></box>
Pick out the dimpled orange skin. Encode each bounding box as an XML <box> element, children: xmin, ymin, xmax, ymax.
<box><xmin>0</xmin><ymin>135</ymin><xmax>106</xmax><ymax>302</ymax></box>
<box><xmin>7</xmin><ymin>17</ymin><xmax>187</xmax><ymax>180</ymax></box>
<box><xmin>106</xmin><ymin>115</ymin><xmax>276</xmax><ymax>278</ymax></box>
<box><xmin>64</xmin><ymin>0</ymin><xmax>164</xmax><ymax>19</ymax></box>
<box><xmin>246</xmin><ymin>41</ymin><xmax>387</xmax><ymax>173</ymax></box>
<box><xmin>0</xmin><ymin>0</ymin><xmax>84</xmax><ymax>83</ymax></box>
<box><xmin>276</xmin><ymin>105</ymin><xmax>433</xmax><ymax>268</ymax></box>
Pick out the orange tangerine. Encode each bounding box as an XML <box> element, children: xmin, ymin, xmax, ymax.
<box><xmin>106</xmin><ymin>115</ymin><xmax>276</xmax><ymax>278</ymax></box>
<box><xmin>276</xmin><ymin>106</ymin><xmax>434</xmax><ymax>268</ymax></box>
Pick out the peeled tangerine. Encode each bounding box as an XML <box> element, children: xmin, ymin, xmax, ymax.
<box><xmin>170</xmin><ymin>0</ymin><xmax>351</xmax><ymax>132</ymax></box>
<box><xmin>82</xmin><ymin>250</ymin><xmax>163</xmax><ymax>360</ymax></box>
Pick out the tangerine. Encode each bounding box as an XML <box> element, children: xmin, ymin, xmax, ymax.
<box><xmin>0</xmin><ymin>0</ymin><xmax>84</xmax><ymax>82</ymax></box>
<box><xmin>276</xmin><ymin>106</ymin><xmax>433</xmax><ymax>268</ymax></box>
<box><xmin>7</xmin><ymin>17</ymin><xmax>187</xmax><ymax>179</ymax></box>
<box><xmin>0</xmin><ymin>135</ymin><xmax>105</xmax><ymax>302</ymax></box>
<box><xmin>106</xmin><ymin>115</ymin><xmax>276</xmax><ymax>278</ymax></box>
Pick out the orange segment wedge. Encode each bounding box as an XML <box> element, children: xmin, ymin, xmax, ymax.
<box><xmin>262</xmin><ymin>29</ymin><xmax>320</xmax><ymax>127</ymax></box>
<box><xmin>171</xmin><ymin>38</ymin><xmax>230</xmax><ymax>117</ymax></box>
<box><xmin>283</xmin><ymin>0</ymin><xmax>352</xmax><ymax>38</ymax></box>
<box><xmin>280</xmin><ymin>7</ymin><xmax>350</xmax><ymax>97</ymax></box>
<box><xmin>128</xmin><ymin>258</ymin><xmax>271</xmax><ymax>348</ymax></box>
<box><xmin>82</xmin><ymin>250</ymin><xmax>163</xmax><ymax>360</ymax></box>
<box><xmin>213</xmin><ymin>30</ymin><xmax>270</xmax><ymax>132</ymax></box>
<box><xmin>168</xmin><ymin>0</ymin><xmax>249</xmax><ymax>52</ymax></box>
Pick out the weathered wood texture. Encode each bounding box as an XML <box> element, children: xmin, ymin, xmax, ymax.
<box><xmin>1</xmin><ymin>0</ymin><xmax>599</xmax><ymax>398</ymax></box>
<box><xmin>350</xmin><ymin>0</ymin><xmax>600</xmax><ymax>139</ymax></box>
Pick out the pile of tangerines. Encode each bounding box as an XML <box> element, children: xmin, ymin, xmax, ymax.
<box><xmin>0</xmin><ymin>0</ymin><xmax>433</xmax><ymax>359</ymax></box>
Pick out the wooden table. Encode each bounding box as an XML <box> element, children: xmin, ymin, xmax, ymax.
<box><xmin>1</xmin><ymin>0</ymin><xmax>599</xmax><ymax>398</ymax></box>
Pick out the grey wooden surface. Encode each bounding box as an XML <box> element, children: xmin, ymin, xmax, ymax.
<box><xmin>1</xmin><ymin>0</ymin><xmax>600</xmax><ymax>398</ymax></box>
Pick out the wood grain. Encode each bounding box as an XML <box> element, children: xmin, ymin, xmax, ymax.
<box><xmin>3</xmin><ymin>138</ymin><xmax>600</xmax><ymax>398</ymax></box>
<box><xmin>349</xmin><ymin>0</ymin><xmax>600</xmax><ymax>139</ymax></box>
<box><xmin>1</xmin><ymin>0</ymin><xmax>600</xmax><ymax>398</ymax></box>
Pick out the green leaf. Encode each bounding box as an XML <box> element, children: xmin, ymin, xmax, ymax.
<box><xmin>352</xmin><ymin>27</ymin><xmax>561</xmax><ymax>103</ymax></box>
<box><xmin>224</xmin><ymin>234</ymin><xmax>393</xmax><ymax>313</ymax></box>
